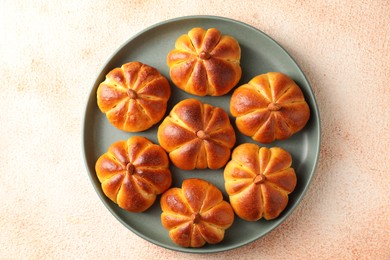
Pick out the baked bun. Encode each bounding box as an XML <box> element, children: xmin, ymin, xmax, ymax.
<box><xmin>97</xmin><ymin>61</ymin><xmax>171</xmax><ymax>132</ymax></box>
<box><xmin>167</xmin><ymin>27</ymin><xmax>242</xmax><ymax>96</ymax></box>
<box><xmin>230</xmin><ymin>72</ymin><xmax>310</xmax><ymax>143</ymax></box>
<box><xmin>157</xmin><ymin>98</ymin><xmax>236</xmax><ymax>170</ymax></box>
<box><xmin>161</xmin><ymin>178</ymin><xmax>234</xmax><ymax>247</ymax></box>
<box><xmin>224</xmin><ymin>143</ymin><xmax>297</xmax><ymax>221</ymax></box>
<box><xmin>95</xmin><ymin>136</ymin><xmax>172</xmax><ymax>212</ymax></box>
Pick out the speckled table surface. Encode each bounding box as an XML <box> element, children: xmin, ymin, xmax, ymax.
<box><xmin>1</xmin><ymin>1</ymin><xmax>389</xmax><ymax>259</ymax></box>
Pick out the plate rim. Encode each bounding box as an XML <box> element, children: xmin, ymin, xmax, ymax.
<box><xmin>82</xmin><ymin>15</ymin><xmax>321</xmax><ymax>254</ymax></box>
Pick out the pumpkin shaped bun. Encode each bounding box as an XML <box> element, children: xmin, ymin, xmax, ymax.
<box><xmin>95</xmin><ymin>136</ymin><xmax>172</xmax><ymax>212</ymax></box>
<box><xmin>167</xmin><ymin>27</ymin><xmax>242</xmax><ymax>96</ymax></box>
<box><xmin>161</xmin><ymin>178</ymin><xmax>234</xmax><ymax>248</ymax></box>
<box><xmin>224</xmin><ymin>143</ymin><xmax>297</xmax><ymax>221</ymax></box>
<box><xmin>157</xmin><ymin>98</ymin><xmax>236</xmax><ymax>170</ymax></box>
<box><xmin>97</xmin><ymin>61</ymin><xmax>171</xmax><ymax>132</ymax></box>
<box><xmin>230</xmin><ymin>72</ymin><xmax>310</xmax><ymax>143</ymax></box>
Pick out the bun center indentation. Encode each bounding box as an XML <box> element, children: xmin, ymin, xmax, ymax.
<box><xmin>254</xmin><ymin>174</ymin><xmax>266</xmax><ymax>184</ymax></box>
<box><xmin>268</xmin><ymin>102</ymin><xmax>281</xmax><ymax>111</ymax></box>
<box><xmin>127</xmin><ymin>89</ymin><xmax>138</xmax><ymax>99</ymax></box>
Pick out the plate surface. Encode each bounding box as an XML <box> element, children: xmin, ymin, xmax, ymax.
<box><xmin>83</xmin><ymin>15</ymin><xmax>321</xmax><ymax>253</ymax></box>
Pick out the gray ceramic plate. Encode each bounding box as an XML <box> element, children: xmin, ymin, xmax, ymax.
<box><xmin>83</xmin><ymin>15</ymin><xmax>321</xmax><ymax>254</ymax></box>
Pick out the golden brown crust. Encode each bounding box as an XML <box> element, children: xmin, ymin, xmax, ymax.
<box><xmin>167</xmin><ymin>27</ymin><xmax>242</xmax><ymax>96</ymax></box>
<box><xmin>157</xmin><ymin>98</ymin><xmax>236</xmax><ymax>170</ymax></box>
<box><xmin>97</xmin><ymin>61</ymin><xmax>171</xmax><ymax>132</ymax></box>
<box><xmin>230</xmin><ymin>72</ymin><xmax>310</xmax><ymax>143</ymax></box>
<box><xmin>224</xmin><ymin>143</ymin><xmax>297</xmax><ymax>221</ymax></box>
<box><xmin>95</xmin><ymin>136</ymin><xmax>172</xmax><ymax>212</ymax></box>
<box><xmin>160</xmin><ymin>178</ymin><xmax>234</xmax><ymax>248</ymax></box>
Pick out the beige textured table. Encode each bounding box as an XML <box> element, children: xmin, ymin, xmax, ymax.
<box><xmin>1</xmin><ymin>1</ymin><xmax>389</xmax><ymax>259</ymax></box>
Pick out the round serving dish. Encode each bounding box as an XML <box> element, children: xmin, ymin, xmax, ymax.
<box><xmin>82</xmin><ymin>15</ymin><xmax>321</xmax><ymax>254</ymax></box>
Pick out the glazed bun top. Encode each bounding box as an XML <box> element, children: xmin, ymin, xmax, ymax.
<box><xmin>167</xmin><ymin>27</ymin><xmax>241</xmax><ymax>96</ymax></box>
<box><xmin>157</xmin><ymin>98</ymin><xmax>236</xmax><ymax>170</ymax></box>
<box><xmin>97</xmin><ymin>61</ymin><xmax>171</xmax><ymax>132</ymax></box>
<box><xmin>95</xmin><ymin>136</ymin><xmax>172</xmax><ymax>212</ymax></box>
<box><xmin>230</xmin><ymin>72</ymin><xmax>310</xmax><ymax>143</ymax></box>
